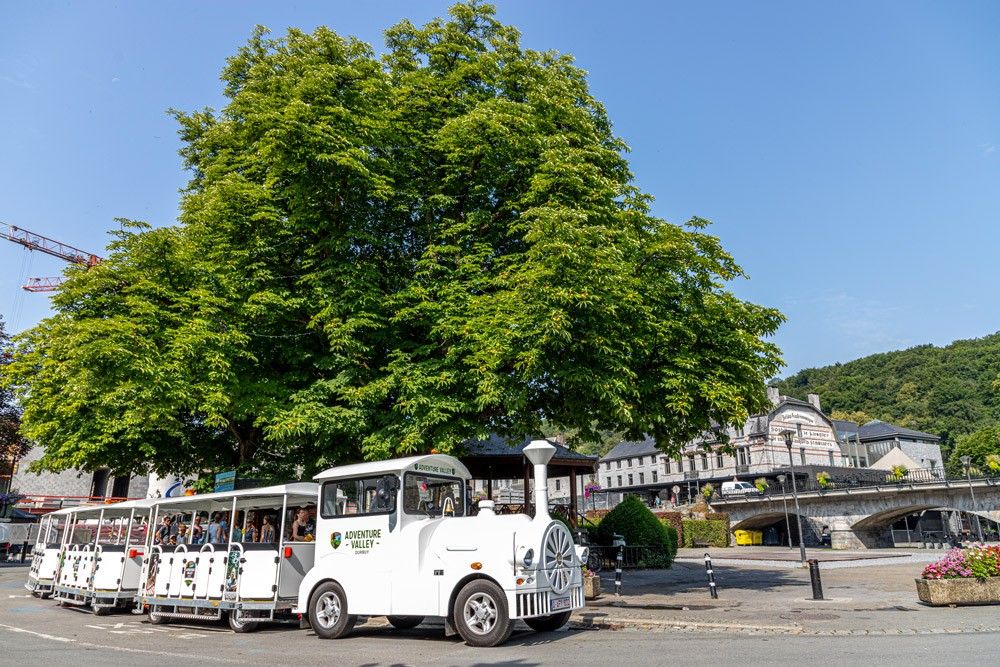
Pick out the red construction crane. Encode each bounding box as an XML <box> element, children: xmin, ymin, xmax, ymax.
<box><xmin>0</xmin><ymin>221</ymin><xmax>103</xmax><ymax>292</ymax></box>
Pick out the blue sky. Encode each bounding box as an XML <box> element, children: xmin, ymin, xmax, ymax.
<box><xmin>2</xmin><ymin>1</ymin><xmax>998</xmax><ymax>375</ymax></box>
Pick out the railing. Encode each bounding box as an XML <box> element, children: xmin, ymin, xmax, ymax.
<box><xmin>587</xmin><ymin>544</ymin><xmax>674</xmax><ymax>570</ymax></box>
<box><xmin>711</xmin><ymin>467</ymin><xmax>990</xmax><ymax>501</ymax></box>
<box><xmin>736</xmin><ymin>465</ymin><xmax>750</xmax><ymax>475</ymax></box>
<box><xmin>683</xmin><ymin>471</ymin><xmax>700</xmax><ymax>480</ymax></box>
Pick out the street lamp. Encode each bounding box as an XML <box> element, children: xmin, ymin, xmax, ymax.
<box><xmin>959</xmin><ymin>455</ymin><xmax>985</xmax><ymax>543</ymax></box>
<box><xmin>776</xmin><ymin>474</ymin><xmax>793</xmax><ymax>550</ymax></box>
<box><xmin>781</xmin><ymin>429</ymin><xmax>808</xmax><ymax>563</ymax></box>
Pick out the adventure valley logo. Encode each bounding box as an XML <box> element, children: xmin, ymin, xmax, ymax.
<box><xmin>330</xmin><ymin>529</ymin><xmax>381</xmax><ymax>554</ymax></box>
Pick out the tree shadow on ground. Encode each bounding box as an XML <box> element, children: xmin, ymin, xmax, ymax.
<box><xmin>600</xmin><ymin>561</ymin><xmax>807</xmax><ymax>596</ymax></box>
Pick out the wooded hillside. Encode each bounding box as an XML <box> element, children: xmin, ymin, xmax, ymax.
<box><xmin>777</xmin><ymin>332</ymin><xmax>1000</xmax><ymax>451</ymax></box>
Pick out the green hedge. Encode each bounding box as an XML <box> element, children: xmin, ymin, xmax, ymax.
<box><xmin>597</xmin><ymin>496</ymin><xmax>677</xmax><ymax>567</ymax></box>
<box><xmin>681</xmin><ymin>519</ymin><xmax>730</xmax><ymax>547</ymax></box>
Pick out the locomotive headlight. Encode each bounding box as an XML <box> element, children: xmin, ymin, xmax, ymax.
<box><xmin>577</xmin><ymin>546</ymin><xmax>589</xmax><ymax>565</ymax></box>
<box><xmin>520</xmin><ymin>547</ymin><xmax>535</xmax><ymax>568</ymax></box>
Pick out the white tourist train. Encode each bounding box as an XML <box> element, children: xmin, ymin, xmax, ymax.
<box><xmin>28</xmin><ymin>499</ymin><xmax>156</xmax><ymax>613</ymax></box>
<box><xmin>297</xmin><ymin>439</ymin><xmax>588</xmax><ymax>647</ymax></box>
<box><xmin>24</xmin><ymin>439</ymin><xmax>587</xmax><ymax>647</ymax></box>
<box><xmin>136</xmin><ymin>482</ymin><xmax>318</xmax><ymax>632</ymax></box>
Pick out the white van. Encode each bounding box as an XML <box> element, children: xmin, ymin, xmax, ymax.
<box><xmin>296</xmin><ymin>440</ymin><xmax>588</xmax><ymax>647</ymax></box>
<box><xmin>720</xmin><ymin>481</ymin><xmax>760</xmax><ymax>496</ymax></box>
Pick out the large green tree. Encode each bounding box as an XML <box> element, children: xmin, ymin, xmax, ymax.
<box><xmin>0</xmin><ymin>315</ymin><xmax>30</xmax><ymax>481</ymax></box>
<box><xmin>1</xmin><ymin>3</ymin><xmax>782</xmax><ymax>480</ymax></box>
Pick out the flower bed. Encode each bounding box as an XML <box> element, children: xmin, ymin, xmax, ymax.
<box><xmin>917</xmin><ymin>546</ymin><xmax>1000</xmax><ymax>606</ymax></box>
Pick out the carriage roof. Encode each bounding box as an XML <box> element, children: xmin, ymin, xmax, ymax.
<box><xmin>145</xmin><ymin>482</ymin><xmax>318</xmax><ymax>512</ymax></box>
<box><xmin>313</xmin><ymin>454</ymin><xmax>471</xmax><ymax>482</ymax></box>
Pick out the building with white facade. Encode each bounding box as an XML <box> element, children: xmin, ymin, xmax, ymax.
<box><xmin>597</xmin><ymin>387</ymin><xmax>945</xmax><ymax>505</ymax></box>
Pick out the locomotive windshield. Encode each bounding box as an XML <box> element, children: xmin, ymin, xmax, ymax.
<box><xmin>403</xmin><ymin>473</ymin><xmax>466</xmax><ymax>517</ymax></box>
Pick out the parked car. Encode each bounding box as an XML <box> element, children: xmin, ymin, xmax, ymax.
<box><xmin>720</xmin><ymin>481</ymin><xmax>760</xmax><ymax>497</ymax></box>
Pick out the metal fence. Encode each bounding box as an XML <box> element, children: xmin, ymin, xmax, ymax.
<box><xmin>587</xmin><ymin>544</ymin><xmax>673</xmax><ymax>570</ymax></box>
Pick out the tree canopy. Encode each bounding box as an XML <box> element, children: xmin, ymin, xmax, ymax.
<box><xmin>1</xmin><ymin>2</ymin><xmax>783</xmax><ymax>481</ymax></box>
<box><xmin>0</xmin><ymin>315</ymin><xmax>30</xmax><ymax>474</ymax></box>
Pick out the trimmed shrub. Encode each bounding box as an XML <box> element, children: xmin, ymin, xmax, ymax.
<box><xmin>682</xmin><ymin>519</ymin><xmax>730</xmax><ymax>547</ymax></box>
<box><xmin>655</xmin><ymin>511</ymin><xmax>684</xmax><ymax>546</ymax></box>
<box><xmin>598</xmin><ymin>496</ymin><xmax>677</xmax><ymax>567</ymax></box>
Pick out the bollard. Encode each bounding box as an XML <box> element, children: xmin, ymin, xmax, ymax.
<box><xmin>20</xmin><ymin>541</ymin><xmax>28</xmax><ymax>563</ymax></box>
<box><xmin>807</xmin><ymin>559</ymin><xmax>824</xmax><ymax>600</ymax></box>
<box><xmin>613</xmin><ymin>533</ymin><xmax>625</xmax><ymax>597</ymax></box>
<box><xmin>704</xmin><ymin>553</ymin><xmax>718</xmax><ymax>599</ymax></box>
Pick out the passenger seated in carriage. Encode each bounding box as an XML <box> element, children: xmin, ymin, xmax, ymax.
<box><xmin>288</xmin><ymin>507</ymin><xmax>315</xmax><ymax>542</ymax></box>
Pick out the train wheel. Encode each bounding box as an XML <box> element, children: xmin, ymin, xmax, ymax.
<box><xmin>309</xmin><ymin>581</ymin><xmax>356</xmax><ymax>639</ymax></box>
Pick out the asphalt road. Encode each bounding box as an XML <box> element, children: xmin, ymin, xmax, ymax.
<box><xmin>1</xmin><ymin>570</ymin><xmax>995</xmax><ymax>666</ymax></box>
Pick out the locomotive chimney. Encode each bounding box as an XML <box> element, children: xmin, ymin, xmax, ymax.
<box><xmin>523</xmin><ymin>439</ymin><xmax>556</xmax><ymax>521</ymax></box>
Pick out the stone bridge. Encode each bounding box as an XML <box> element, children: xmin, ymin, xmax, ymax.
<box><xmin>710</xmin><ymin>478</ymin><xmax>1000</xmax><ymax>549</ymax></box>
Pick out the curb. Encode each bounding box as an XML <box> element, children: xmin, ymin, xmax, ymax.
<box><xmin>571</xmin><ymin>614</ymin><xmax>1000</xmax><ymax>636</ymax></box>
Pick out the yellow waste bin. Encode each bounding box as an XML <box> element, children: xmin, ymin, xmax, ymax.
<box><xmin>734</xmin><ymin>530</ymin><xmax>753</xmax><ymax>546</ymax></box>
<box><xmin>751</xmin><ymin>530</ymin><xmax>763</xmax><ymax>545</ymax></box>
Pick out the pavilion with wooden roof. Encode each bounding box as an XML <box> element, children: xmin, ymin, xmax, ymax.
<box><xmin>459</xmin><ymin>435</ymin><xmax>598</xmax><ymax>526</ymax></box>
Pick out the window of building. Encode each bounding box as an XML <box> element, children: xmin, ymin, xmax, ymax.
<box><xmin>716</xmin><ymin>452</ymin><xmax>724</xmax><ymax>468</ymax></box>
<box><xmin>617</xmin><ymin>460</ymin><xmax>622</xmax><ymax>469</ymax></box>
<box><xmin>607</xmin><ymin>477</ymin><xmax>612</xmax><ymax>488</ymax></box>
<box><xmin>688</xmin><ymin>456</ymin><xmax>696</xmax><ymax>472</ymax></box>
<box><xmin>652</xmin><ymin>470</ymin><xmax>658</xmax><ymax>483</ymax></box>
<box><xmin>664</xmin><ymin>459</ymin><xmax>671</xmax><ymax>474</ymax></box>
<box><xmin>628</xmin><ymin>474</ymin><xmax>634</xmax><ymax>486</ymax></box>
<box><xmin>639</xmin><ymin>472</ymin><xmax>645</xmax><ymax>484</ymax></box>
<box><xmin>617</xmin><ymin>475</ymin><xmax>622</xmax><ymax>487</ymax></box>
<box><xmin>627</xmin><ymin>458</ymin><xmax>633</xmax><ymax>467</ymax></box>
<box><xmin>700</xmin><ymin>453</ymin><xmax>708</xmax><ymax>470</ymax></box>
<box><xmin>929</xmin><ymin>459</ymin><xmax>937</xmax><ymax>470</ymax></box>
<box><xmin>637</xmin><ymin>456</ymin><xmax>644</xmax><ymax>465</ymax></box>
<box><xmin>555</xmin><ymin>479</ymin><xmax>561</xmax><ymax>491</ymax></box>
<box><xmin>605</xmin><ymin>462</ymin><xmax>611</xmax><ymax>471</ymax></box>
<box><xmin>828</xmin><ymin>451</ymin><xmax>834</xmax><ymax>466</ymax></box>
<box><xmin>737</xmin><ymin>448</ymin><xmax>748</xmax><ymax>466</ymax></box>
<box><xmin>800</xmin><ymin>448</ymin><xmax>806</xmax><ymax>465</ymax></box>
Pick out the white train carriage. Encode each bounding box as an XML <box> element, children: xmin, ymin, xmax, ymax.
<box><xmin>50</xmin><ymin>499</ymin><xmax>155</xmax><ymax>614</ymax></box>
<box><xmin>137</xmin><ymin>483</ymin><xmax>318</xmax><ymax>632</ymax></box>
<box><xmin>295</xmin><ymin>440</ymin><xmax>588</xmax><ymax>647</ymax></box>
<box><xmin>26</xmin><ymin>508</ymin><xmax>72</xmax><ymax>598</ymax></box>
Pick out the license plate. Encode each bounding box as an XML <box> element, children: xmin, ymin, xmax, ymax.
<box><xmin>550</xmin><ymin>596</ymin><xmax>571</xmax><ymax>611</ymax></box>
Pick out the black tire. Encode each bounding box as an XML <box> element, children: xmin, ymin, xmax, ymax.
<box><xmin>148</xmin><ymin>610</ymin><xmax>169</xmax><ymax>625</ymax></box>
<box><xmin>228</xmin><ymin>610</ymin><xmax>259</xmax><ymax>633</ymax></box>
<box><xmin>524</xmin><ymin>610</ymin><xmax>572</xmax><ymax>633</ymax></box>
<box><xmin>387</xmin><ymin>615</ymin><xmax>424</xmax><ymax>630</ymax></box>
<box><xmin>39</xmin><ymin>591</ymin><xmax>52</xmax><ymax>600</ymax></box>
<box><xmin>93</xmin><ymin>604</ymin><xmax>111</xmax><ymax>616</ymax></box>
<box><xmin>309</xmin><ymin>581</ymin><xmax>356</xmax><ymax>639</ymax></box>
<box><xmin>453</xmin><ymin>579</ymin><xmax>513</xmax><ymax>647</ymax></box>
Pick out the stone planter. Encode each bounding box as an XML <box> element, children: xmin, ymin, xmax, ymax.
<box><xmin>916</xmin><ymin>577</ymin><xmax>1000</xmax><ymax>606</ymax></box>
<box><xmin>584</xmin><ymin>576</ymin><xmax>601</xmax><ymax>600</ymax></box>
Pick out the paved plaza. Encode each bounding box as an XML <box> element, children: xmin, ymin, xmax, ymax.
<box><xmin>1</xmin><ymin>552</ymin><xmax>999</xmax><ymax>665</ymax></box>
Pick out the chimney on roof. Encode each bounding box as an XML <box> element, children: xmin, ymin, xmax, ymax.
<box><xmin>807</xmin><ymin>393</ymin><xmax>821</xmax><ymax>412</ymax></box>
<box><xmin>767</xmin><ymin>386</ymin><xmax>780</xmax><ymax>406</ymax></box>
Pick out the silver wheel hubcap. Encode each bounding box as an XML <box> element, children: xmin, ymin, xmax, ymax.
<box><xmin>463</xmin><ymin>592</ymin><xmax>498</xmax><ymax>635</ymax></box>
<box><xmin>315</xmin><ymin>591</ymin><xmax>342</xmax><ymax>629</ymax></box>
<box><xmin>543</xmin><ymin>524</ymin><xmax>576</xmax><ymax>594</ymax></box>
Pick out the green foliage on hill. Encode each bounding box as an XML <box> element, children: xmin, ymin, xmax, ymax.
<box><xmin>777</xmin><ymin>332</ymin><xmax>1000</xmax><ymax>452</ymax></box>
<box><xmin>597</xmin><ymin>495</ymin><xmax>677</xmax><ymax>567</ymax></box>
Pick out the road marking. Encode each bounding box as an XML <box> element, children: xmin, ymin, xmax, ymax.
<box><xmin>6</xmin><ymin>595</ymin><xmax>32</xmax><ymax>599</ymax></box>
<box><xmin>0</xmin><ymin>622</ymin><xmax>237</xmax><ymax>662</ymax></box>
